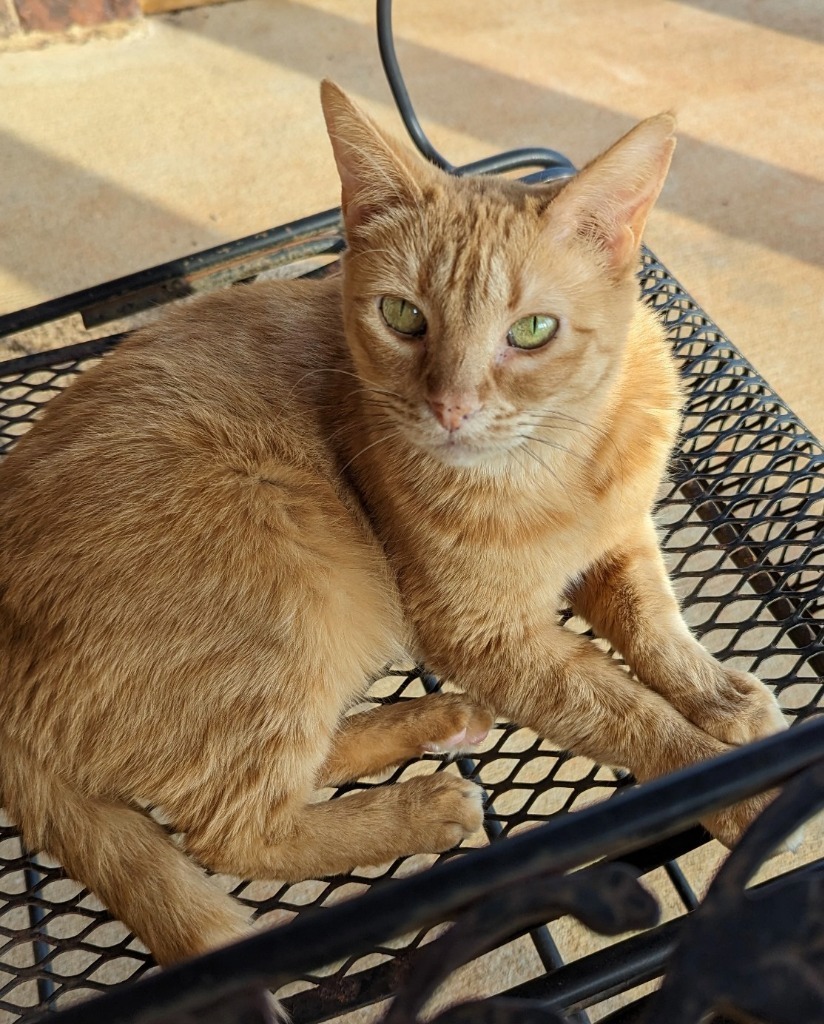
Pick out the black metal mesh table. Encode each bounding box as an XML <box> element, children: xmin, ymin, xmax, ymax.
<box><xmin>0</xmin><ymin>200</ymin><xmax>822</xmax><ymax>1024</ymax></box>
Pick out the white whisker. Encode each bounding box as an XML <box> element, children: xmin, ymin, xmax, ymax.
<box><xmin>338</xmin><ymin>430</ymin><xmax>402</xmax><ymax>478</ymax></box>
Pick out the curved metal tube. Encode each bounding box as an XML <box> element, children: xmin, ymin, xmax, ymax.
<box><xmin>376</xmin><ymin>0</ymin><xmax>456</xmax><ymax>171</ymax></box>
<box><xmin>376</xmin><ymin>0</ymin><xmax>575</xmax><ymax>177</ymax></box>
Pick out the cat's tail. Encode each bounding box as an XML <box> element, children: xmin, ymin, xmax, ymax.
<box><xmin>0</xmin><ymin>735</ymin><xmax>252</xmax><ymax>967</ymax></box>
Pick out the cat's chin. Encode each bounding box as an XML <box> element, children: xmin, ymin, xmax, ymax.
<box><xmin>421</xmin><ymin>439</ymin><xmax>511</xmax><ymax>472</ymax></box>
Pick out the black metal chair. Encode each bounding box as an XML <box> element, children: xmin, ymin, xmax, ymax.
<box><xmin>1</xmin><ymin>4</ymin><xmax>822</xmax><ymax>1021</ymax></box>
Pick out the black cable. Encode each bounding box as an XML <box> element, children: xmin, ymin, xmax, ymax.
<box><xmin>376</xmin><ymin>0</ymin><xmax>575</xmax><ymax>178</ymax></box>
<box><xmin>376</xmin><ymin>0</ymin><xmax>456</xmax><ymax>172</ymax></box>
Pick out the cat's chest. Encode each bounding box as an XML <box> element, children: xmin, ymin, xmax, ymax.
<box><xmin>385</xmin><ymin>480</ymin><xmax>625</xmax><ymax>610</ymax></box>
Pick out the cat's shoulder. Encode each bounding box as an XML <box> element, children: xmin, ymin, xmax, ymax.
<box><xmin>0</xmin><ymin>275</ymin><xmax>345</xmax><ymax>478</ymax></box>
<box><xmin>122</xmin><ymin>274</ymin><xmax>343</xmax><ymax>368</ymax></box>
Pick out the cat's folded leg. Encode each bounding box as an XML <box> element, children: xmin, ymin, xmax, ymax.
<box><xmin>185</xmin><ymin>773</ymin><xmax>484</xmax><ymax>881</ymax></box>
<box><xmin>318</xmin><ymin>693</ymin><xmax>494</xmax><ymax>786</ymax></box>
<box><xmin>422</xmin><ymin>623</ymin><xmax>769</xmax><ymax>849</ymax></box>
<box><xmin>567</xmin><ymin>514</ymin><xmax>787</xmax><ymax>748</ymax></box>
<box><xmin>0</xmin><ymin>737</ymin><xmax>252</xmax><ymax>967</ymax></box>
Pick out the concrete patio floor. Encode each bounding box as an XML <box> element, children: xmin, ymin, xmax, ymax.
<box><xmin>0</xmin><ymin>1</ymin><xmax>822</xmax><ymax>1020</ymax></box>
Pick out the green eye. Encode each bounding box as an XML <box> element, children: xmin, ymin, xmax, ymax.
<box><xmin>507</xmin><ymin>314</ymin><xmax>559</xmax><ymax>350</ymax></box>
<box><xmin>380</xmin><ymin>296</ymin><xmax>427</xmax><ymax>337</ymax></box>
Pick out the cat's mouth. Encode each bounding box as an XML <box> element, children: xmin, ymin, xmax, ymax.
<box><xmin>412</xmin><ymin>427</ymin><xmax>513</xmax><ymax>469</ymax></box>
<box><xmin>391</xmin><ymin>405</ymin><xmax>518</xmax><ymax>469</ymax></box>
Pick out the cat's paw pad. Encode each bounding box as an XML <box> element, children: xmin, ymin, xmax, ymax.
<box><xmin>422</xmin><ymin>728</ymin><xmax>468</xmax><ymax>754</ymax></box>
<box><xmin>420</xmin><ymin>698</ymin><xmax>494</xmax><ymax>754</ymax></box>
<box><xmin>702</xmin><ymin>670</ymin><xmax>787</xmax><ymax>747</ymax></box>
<box><xmin>400</xmin><ymin>774</ymin><xmax>485</xmax><ymax>850</ymax></box>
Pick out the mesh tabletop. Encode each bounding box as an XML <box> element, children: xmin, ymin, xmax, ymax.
<box><xmin>0</xmin><ymin>246</ymin><xmax>822</xmax><ymax>1023</ymax></box>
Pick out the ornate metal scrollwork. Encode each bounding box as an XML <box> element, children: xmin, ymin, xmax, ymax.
<box><xmin>644</xmin><ymin>760</ymin><xmax>824</xmax><ymax>1024</ymax></box>
<box><xmin>381</xmin><ymin>863</ymin><xmax>659</xmax><ymax>1024</ymax></box>
<box><xmin>155</xmin><ymin>988</ymin><xmax>278</xmax><ymax>1024</ymax></box>
<box><xmin>382</xmin><ymin>758</ymin><xmax>824</xmax><ymax>1024</ymax></box>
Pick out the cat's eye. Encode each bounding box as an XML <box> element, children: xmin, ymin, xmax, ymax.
<box><xmin>380</xmin><ymin>296</ymin><xmax>427</xmax><ymax>338</ymax></box>
<box><xmin>507</xmin><ymin>314</ymin><xmax>559</xmax><ymax>350</ymax></box>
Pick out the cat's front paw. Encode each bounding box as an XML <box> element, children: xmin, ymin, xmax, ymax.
<box><xmin>399</xmin><ymin>774</ymin><xmax>485</xmax><ymax>850</ymax></box>
<box><xmin>702</xmin><ymin>790</ymin><xmax>774</xmax><ymax>850</ymax></box>
<box><xmin>702</xmin><ymin>778</ymin><xmax>805</xmax><ymax>854</ymax></box>
<box><xmin>697</xmin><ymin>669</ymin><xmax>787</xmax><ymax>747</ymax></box>
<box><xmin>702</xmin><ymin>789</ymin><xmax>803</xmax><ymax>856</ymax></box>
<box><xmin>419</xmin><ymin>696</ymin><xmax>494</xmax><ymax>754</ymax></box>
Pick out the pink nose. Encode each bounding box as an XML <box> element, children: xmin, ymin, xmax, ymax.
<box><xmin>427</xmin><ymin>395</ymin><xmax>480</xmax><ymax>432</ymax></box>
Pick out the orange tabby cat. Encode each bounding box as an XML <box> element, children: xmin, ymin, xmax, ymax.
<box><xmin>0</xmin><ymin>82</ymin><xmax>786</xmax><ymax>966</ymax></box>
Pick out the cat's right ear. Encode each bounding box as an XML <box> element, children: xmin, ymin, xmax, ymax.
<box><xmin>320</xmin><ymin>80</ymin><xmax>424</xmax><ymax>234</ymax></box>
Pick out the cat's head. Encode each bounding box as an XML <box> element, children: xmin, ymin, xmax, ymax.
<box><xmin>321</xmin><ymin>81</ymin><xmax>675</xmax><ymax>470</ymax></box>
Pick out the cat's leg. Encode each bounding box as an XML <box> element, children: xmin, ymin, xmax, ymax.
<box><xmin>184</xmin><ymin>772</ymin><xmax>484</xmax><ymax>881</ymax></box>
<box><xmin>417</xmin><ymin>619</ymin><xmax>767</xmax><ymax>848</ymax></box>
<box><xmin>179</xmin><ymin>687</ymin><xmax>487</xmax><ymax>881</ymax></box>
<box><xmin>319</xmin><ymin>694</ymin><xmax>494</xmax><ymax>786</ymax></box>
<box><xmin>567</xmin><ymin>514</ymin><xmax>786</xmax><ymax>747</ymax></box>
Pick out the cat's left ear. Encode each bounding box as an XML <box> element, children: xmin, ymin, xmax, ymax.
<box><xmin>549</xmin><ymin>113</ymin><xmax>676</xmax><ymax>276</ymax></box>
<box><xmin>320</xmin><ymin>80</ymin><xmax>428</xmax><ymax>235</ymax></box>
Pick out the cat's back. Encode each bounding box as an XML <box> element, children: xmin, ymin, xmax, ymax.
<box><xmin>4</xmin><ymin>276</ymin><xmax>343</xmax><ymax>477</ymax></box>
<box><xmin>0</xmin><ymin>275</ymin><xmax>362</xmax><ymax>651</ymax></box>
<box><xmin>0</xmin><ymin>272</ymin><xmax>404</xmax><ymax>789</ymax></box>
<box><xmin>0</xmin><ymin>277</ymin><xmax>348</xmax><ymax>525</ymax></box>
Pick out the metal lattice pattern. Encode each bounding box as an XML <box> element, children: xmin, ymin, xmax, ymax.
<box><xmin>0</xmin><ymin>249</ymin><xmax>822</xmax><ymax>1023</ymax></box>
<box><xmin>641</xmin><ymin>258</ymin><xmax>823</xmax><ymax>717</ymax></box>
